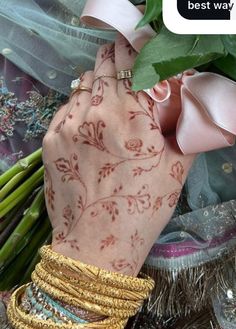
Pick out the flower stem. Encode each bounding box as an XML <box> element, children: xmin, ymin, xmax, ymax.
<box><xmin>0</xmin><ymin>166</ymin><xmax>44</xmax><ymax>217</ymax></box>
<box><xmin>0</xmin><ymin>163</ymin><xmax>36</xmax><ymax>201</ymax></box>
<box><xmin>0</xmin><ymin>190</ymin><xmax>39</xmax><ymax>248</ymax></box>
<box><xmin>0</xmin><ymin>217</ymin><xmax>51</xmax><ymax>290</ymax></box>
<box><xmin>0</xmin><ymin>148</ymin><xmax>42</xmax><ymax>188</ymax></box>
<box><xmin>20</xmin><ymin>230</ymin><xmax>52</xmax><ymax>286</ymax></box>
<box><xmin>0</xmin><ymin>187</ymin><xmax>45</xmax><ymax>269</ymax></box>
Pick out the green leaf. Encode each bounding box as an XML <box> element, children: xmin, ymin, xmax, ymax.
<box><xmin>221</xmin><ymin>35</ymin><xmax>236</xmax><ymax>57</ymax></box>
<box><xmin>133</xmin><ymin>28</ymin><xmax>225</xmax><ymax>91</ymax></box>
<box><xmin>132</xmin><ymin>64</ymin><xmax>160</xmax><ymax>90</ymax></box>
<box><xmin>214</xmin><ymin>54</ymin><xmax>236</xmax><ymax>80</ymax></box>
<box><xmin>136</xmin><ymin>0</ymin><xmax>162</xmax><ymax>29</ymax></box>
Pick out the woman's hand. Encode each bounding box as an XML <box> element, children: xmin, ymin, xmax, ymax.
<box><xmin>42</xmin><ymin>34</ymin><xmax>195</xmax><ymax>276</ymax></box>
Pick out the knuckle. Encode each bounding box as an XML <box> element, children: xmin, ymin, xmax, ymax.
<box><xmin>42</xmin><ymin>131</ymin><xmax>54</xmax><ymax>148</ymax></box>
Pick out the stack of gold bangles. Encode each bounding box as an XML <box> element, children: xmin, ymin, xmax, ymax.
<box><xmin>7</xmin><ymin>245</ymin><xmax>155</xmax><ymax>329</ymax></box>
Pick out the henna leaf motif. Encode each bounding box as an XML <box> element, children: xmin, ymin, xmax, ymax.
<box><xmin>127</xmin><ymin>193</ymin><xmax>151</xmax><ymax>214</ymax></box>
<box><xmin>130</xmin><ymin>230</ymin><xmax>144</xmax><ymax>248</ymax></box>
<box><xmin>110</xmin><ymin>259</ymin><xmax>134</xmax><ymax>273</ymax></box>
<box><xmin>101</xmin><ymin>201</ymin><xmax>119</xmax><ymax>222</ymax></box>
<box><xmin>101</xmin><ymin>44</ymin><xmax>115</xmax><ymax>64</ymax></box>
<box><xmin>65</xmin><ymin>239</ymin><xmax>80</xmax><ymax>251</ymax></box>
<box><xmin>44</xmin><ymin>168</ymin><xmax>55</xmax><ymax>211</ymax></box>
<box><xmin>91</xmin><ymin>95</ymin><xmax>103</xmax><ymax>106</ymax></box>
<box><xmin>54</xmin><ymin>154</ymin><xmax>83</xmax><ymax>184</ymax></box>
<box><xmin>152</xmin><ymin>196</ymin><xmax>163</xmax><ymax>214</ymax></box>
<box><xmin>100</xmin><ymin>234</ymin><xmax>118</xmax><ymax>250</ymax></box>
<box><xmin>63</xmin><ymin>205</ymin><xmax>74</xmax><ymax>227</ymax></box>
<box><xmin>76</xmin><ymin>121</ymin><xmax>106</xmax><ymax>151</ymax></box>
<box><xmin>98</xmin><ymin>163</ymin><xmax>118</xmax><ymax>183</ymax></box>
<box><xmin>168</xmin><ymin>191</ymin><xmax>181</xmax><ymax>207</ymax></box>
<box><xmin>170</xmin><ymin>161</ymin><xmax>184</xmax><ymax>185</ymax></box>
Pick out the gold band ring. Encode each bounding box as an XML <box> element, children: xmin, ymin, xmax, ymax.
<box><xmin>70</xmin><ymin>85</ymin><xmax>92</xmax><ymax>99</ymax></box>
<box><xmin>76</xmin><ymin>85</ymin><xmax>92</xmax><ymax>93</ymax></box>
<box><xmin>117</xmin><ymin>69</ymin><xmax>133</xmax><ymax>80</ymax></box>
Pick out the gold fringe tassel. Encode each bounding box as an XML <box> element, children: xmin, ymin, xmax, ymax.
<box><xmin>141</xmin><ymin>247</ymin><xmax>236</xmax><ymax>318</ymax></box>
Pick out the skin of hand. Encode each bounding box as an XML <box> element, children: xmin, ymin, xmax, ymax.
<box><xmin>42</xmin><ymin>34</ymin><xmax>195</xmax><ymax>277</ymax></box>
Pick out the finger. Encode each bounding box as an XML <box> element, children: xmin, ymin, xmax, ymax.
<box><xmin>92</xmin><ymin>43</ymin><xmax>117</xmax><ymax>104</ymax></box>
<box><xmin>49</xmin><ymin>71</ymin><xmax>94</xmax><ymax>133</ymax></box>
<box><xmin>115</xmin><ymin>33</ymin><xmax>137</xmax><ymax>72</ymax></box>
<box><xmin>94</xmin><ymin>43</ymin><xmax>116</xmax><ymax>77</ymax></box>
<box><xmin>70</xmin><ymin>71</ymin><xmax>94</xmax><ymax>117</ymax></box>
<box><xmin>115</xmin><ymin>34</ymin><xmax>137</xmax><ymax>95</ymax></box>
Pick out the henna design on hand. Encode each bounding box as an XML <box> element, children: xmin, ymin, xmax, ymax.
<box><xmin>45</xmin><ymin>167</ymin><xmax>55</xmax><ymax>211</ymax></box>
<box><xmin>110</xmin><ymin>259</ymin><xmax>134</xmax><ymax>274</ymax></box>
<box><xmin>124</xmin><ymin>81</ymin><xmax>160</xmax><ymax>131</ymax></box>
<box><xmin>170</xmin><ymin>161</ymin><xmax>184</xmax><ymax>185</ymax></box>
<box><xmin>95</xmin><ymin>44</ymin><xmax>115</xmax><ymax>75</ymax></box>
<box><xmin>55</xmin><ymin>113</ymin><xmax>73</xmax><ymax>133</ymax></box>
<box><xmin>110</xmin><ymin>230</ymin><xmax>145</xmax><ymax>275</ymax></box>
<box><xmin>74</xmin><ymin>120</ymin><xmax>164</xmax><ymax>182</ymax></box>
<box><xmin>84</xmin><ymin>185</ymin><xmax>151</xmax><ymax>222</ymax></box>
<box><xmin>126</xmin><ymin>43</ymin><xmax>135</xmax><ymax>56</ymax></box>
<box><xmin>73</xmin><ymin>121</ymin><xmax>106</xmax><ymax>151</ymax></box>
<box><xmin>100</xmin><ymin>234</ymin><xmax>118</xmax><ymax>250</ymax></box>
<box><xmin>150</xmin><ymin>161</ymin><xmax>184</xmax><ymax>217</ymax></box>
<box><xmin>54</xmin><ymin>154</ymin><xmax>85</xmax><ymax>188</ymax></box>
<box><xmin>168</xmin><ymin>191</ymin><xmax>181</xmax><ymax>207</ymax></box>
<box><xmin>55</xmin><ymin>205</ymin><xmax>80</xmax><ymax>251</ymax></box>
<box><xmin>92</xmin><ymin>79</ymin><xmax>109</xmax><ymax>106</ymax></box>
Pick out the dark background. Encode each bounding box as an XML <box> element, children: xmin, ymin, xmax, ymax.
<box><xmin>177</xmin><ymin>0</ymin><xmax>231</xmax><ymax>19</ymax></box>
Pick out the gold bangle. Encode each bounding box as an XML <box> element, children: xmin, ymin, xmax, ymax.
<box><xmin>35</xmin><ymin>263</ymin><xmax>142</xmax><ymax>312</ymax></box>
<box><xmin>8</xmin><ymin>285</ymin><xmax>127</xmax><ymax>329</ymax></box>
<box><xmin>40</xmin><ymin>246</ymin><xmax>154</xmax><ymax>293</ymax></box>
<box><xmin>43</xmin><ymin>261</ymin><xmax>150</xmax><ymax>301</ymax></box>
<box><xmin>32</xmin><ymin>271</ymin><xmax>139</xmax><ymax>319</ymax></box>
<box><xmin>8</xmin><ymin>246</ymin><xmax>154</xmax><ymax>329</ymax></box>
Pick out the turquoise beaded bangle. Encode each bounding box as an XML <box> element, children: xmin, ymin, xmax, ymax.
<box><xmin>24</xmin><ymin>284</ymin><xmax>88</xmax><ymax>325</ymax></box>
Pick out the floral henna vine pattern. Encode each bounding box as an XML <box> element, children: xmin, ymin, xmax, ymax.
<box><xmin>100</xmin><ymin>234</ymin><xmax>118</xmax><ymax>251</ymax></box>
<box><xmin>126</xmin><ymin>186</ymin><xmax>151</xmax><ymax>215</ymax></box>
<box><xmin>55</xmin><ymin>205</ymin><xmax>75</xmax><ymax>240</ymax></box>
<box><xmin>168</xmin><ymin>191</ymin><xmax>181</xmax><ymax>207</ymax></box>
<box><xmin>95</xmin><ymin>44</ymin><xmax>115</xmax><ymax>75</ymax></box>
<box><xmin>74</xmin><ymin>120</ymin><xmax>164</xmax><ymax>182</ymax></box>
<box><xmin>151</xmin><ymin>189</ymin><xmax>182</xmax><ymax>217</ymax></box>
<box><xmin>54</xmin><ymin>153</ymin><xmax>86</xmax><ymax>189</ymax></box>
<box><xmin>55</xmin><ymin>205</ymin><xmax>79</xmax><ymax>251</ymax></box>
<box><xmin>110</xmin><ymin>230</ymin><xmax>145</xmax><ymax>275</ymax></box>
<box><xmin>91</xmin><ymin>79</ymin><xmax>109</xmax><ymax>106</ymax></box>
<box><xmin>110</xmin><ymin>259</ymin><xmax>134</xmax><ymax>274</ymax></box>
<box><xmin>65</xmin><ymin>239</ymin><xmax>80</xmax><ymax>251</ymax></box>
<box><xmin>133</xmin><ymin>146</ymin><xmax>164</xmax><ymax>177</ymax></box>
<box><xmin>151</xmin><ymin>161</ymin><xmax>184</xmax><ymax>217</ymax></box>
<box><xmin>126</xmin><ymin>43</ymin><xmax>135</xmax><ymax>56</ymax></box>
<box><xmin>74</xmin><ymin>184</ymin><xmax>151</xmax><ymax>225</ymax></box>
<box><xmin>125</xmin><ymin>138</ymin><xmax>143</xmax><ymax>153</ymax></box>
<box><xmin>44</xmin><ymin>167</ymin><xmax>55</xmax><ymax>211</ymax></box>
<box><xmin>55</xmin><ymin>113</ymin><xmax>73</xmax><ymax>133</ymax></box>
<box><xmin>129</xmin><ymin>96</ymin><xmax>160</xmax><ymax>131</ymax></box>
<box><xmin>63</xmin><ymin>205</ymin><xmax>75</xmax><ymax>228</ymax></box>
<box><xmin>170</xmin><ymin>161</ymin><xmax>184</xmax><ymax>185</ymax></box>
<box><xmin>100</xmin><ymin>201</ymin><xmax>119</xmax><ymax>222</ymax></box>
<box><xmin>89</xmin><ymin>185</ymin><xmax>151</xmax><ymax>221</ymax></box>
<box><xmin>123</xmin><ymin>79</ymin><xmax>160</xmax><ymax>131</ymax></box>
<box><xmin>73</xmin><ymin>121</ymin><xmax>106</xmax><ymax>151</ymax></box>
